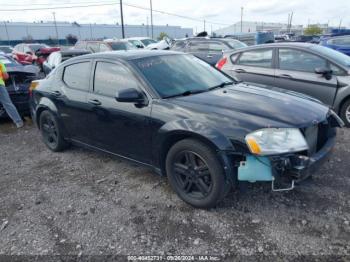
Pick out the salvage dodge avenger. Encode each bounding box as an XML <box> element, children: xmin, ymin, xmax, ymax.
<box><xmin>29</xmin><ymin>51</ymin><xmax>343</xmax><ymax>208</ymax></box>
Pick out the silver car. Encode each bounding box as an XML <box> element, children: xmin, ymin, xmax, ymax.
<box><xmin>217</xmin><ymin>43</ymin><xmax>350</xmax><ymax>126</ymax></box>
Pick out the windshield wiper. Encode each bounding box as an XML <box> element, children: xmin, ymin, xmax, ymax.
<box><xmin>164</xmin><ymin>89</ymin><xmax>207</xmax><ymax>99</ymax></box>
<box><xmin>208</xmin><ymin>81</ymin><xmax>234</xmax><ymax>91</ymax></box>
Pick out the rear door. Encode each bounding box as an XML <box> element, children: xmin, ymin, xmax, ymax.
<box><xmin>85</xmin><ymin>60</ymin><xmax>153</xmax><ymax>163</ymax></box>
<box><xmin>229</xmin><ymin>48</ymin><xmax>276</xmax><ymax>86</ymax></box>
<box><xmin>51</xmin><ymin>60</ymin><xmax>93</xmax><ymax>143</ymax></box>
<box><xmin>274</xmin><ymin>48</ymin><xmax>338</xmax><ymax>106</ymax></box>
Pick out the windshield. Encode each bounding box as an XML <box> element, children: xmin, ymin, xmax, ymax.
<box><xmin>110</xmin><ymin>42</ymin><xmax>136</xmax><ymax>50</ymax></box>
<box><xmin>140</xmin><ymin>39</ymin><xmax>157</xmax><ymax>46</ymax></box>
<box><xmin>129</xmin><ymin>40</ymin><xmax>143</xmax><ymax>47</ymax></box>
<box><xmin>29</xmin><ymin>44</ymin><xmax>49</xmax><ymax>52</ymax></box>
<box><xmin>226</xmin><ymin>40</ymin><xmax>247</xmax><ymax>49</ymax></box>
<box><xmin>310</xmin><ymin>45</ymin><xmax>350</xmax><ymax>68</ymax></box>
<box><xmin>0</xmin><ymin>46</ymin><xmax>13</xmax><ymax>53</ymax></box>
<box><xmin>133</xmin><ymin>54</ymin><xmax>233</xmax><ymax>98</ymax></box>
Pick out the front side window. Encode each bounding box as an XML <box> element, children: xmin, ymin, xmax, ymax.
<box><xmin>238</xmin><ymin>49</ymin><xmax>273</xmax><ymax>68</ymax></box>
<box><xmin>279</xmin><ymin>48</ymin><xmax>326</xmax><ymax>72</ymax></box>
<box><xmin>172</xmin><ymin>41</ymin><xmax>186</xmax><ymax>50</ymax></box>
<box><xmin>63</xmin><ymin>62</ymin><xmax>91</xmax><ymax>90</ymax></box>
<box><xmin>140</xmin><ymin>39</ymin><xmax>157</xmax><ymax>46</ymax></box>
<box><xmin>133</xmin><ymin>54</ymin><xmax>232</xmax><ymax>98</ymax></box>
<box><xmin>94</xmin><ymin>62</ymin><xmax>139</xmax><ymax>97</ymax></box>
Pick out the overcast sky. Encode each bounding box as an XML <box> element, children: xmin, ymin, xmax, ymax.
<box><xmin>1</xmin><ymin>0</ymin><xmax>349</xmax><ymax>32</ymax></box>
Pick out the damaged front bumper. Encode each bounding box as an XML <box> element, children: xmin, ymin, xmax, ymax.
<box><xmin>237</xmin><ymin>127</ymin><xmax>337</xmax><ymax>192</ymax></box>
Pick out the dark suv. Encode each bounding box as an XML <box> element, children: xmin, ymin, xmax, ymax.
<box><xmin>170</xmin><ymin>38</ymin><xmax>247</xmax><ymax>65</ymax></box>
<box><xmin>30</xmin><ymin>51</ymin><xmax>342</xmax><ymax>208</ymax></box>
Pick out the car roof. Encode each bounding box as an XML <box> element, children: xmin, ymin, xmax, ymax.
<box><xmin>67</xmin><ymin>50</ymin><xmax>182</xmax><ymax>62</ymax></box>
<box><xmin>229</xmin><ymin>42</ymin><xmax>315</xmax><ymax>52</ymax></box>
<box><xmin>60</xmin><ymin>49</ymin><xmax>91</xmax><ymax>56</ymax></box>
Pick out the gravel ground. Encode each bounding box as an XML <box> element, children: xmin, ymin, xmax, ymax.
<box><xmin>0</xmin><ymin>118</ymin><xmax>349</xmax><ymax>261</ymax></box>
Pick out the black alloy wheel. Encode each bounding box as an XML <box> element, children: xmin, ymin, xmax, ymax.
<box><xmin>166</xmin><ymin>139</ymin><xmax>230</xmax><ymax>208</ymax></box>
<box><xmin>39</xmin><ymin>110</ymin><xmax>69</xmax><ymax>152</ymax></box>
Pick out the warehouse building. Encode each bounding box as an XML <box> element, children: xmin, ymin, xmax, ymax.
<box><xmin>0</xmin><ymin>21</ymin><xmax>193</xmax><ymax>44</ymax></box>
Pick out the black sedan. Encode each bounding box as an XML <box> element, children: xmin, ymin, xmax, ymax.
<box><xmin>30</xmin><ymin>51</ymin><xmax>343</xmax><ymax>208</ymax></box>
<box><xmin>0</xmin><ymin>54</ymin><xmax>39</xmax><ymax>118</ymax></box>
<box><xmin>43</xmin><ymin>49</ymin><xmax>91</xmax><ymax>75</ymax></box>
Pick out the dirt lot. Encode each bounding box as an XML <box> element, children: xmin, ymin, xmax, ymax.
<box><xmin>0</xmin><ymin>118</ymin><xmax>349</xmax><ymax>261</ymax></box>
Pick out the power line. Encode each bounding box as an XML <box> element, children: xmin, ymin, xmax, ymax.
<box><xmin>0</xmin><ymin>1</ymin><xmax>232</xmax><ymax>26</ymax></box>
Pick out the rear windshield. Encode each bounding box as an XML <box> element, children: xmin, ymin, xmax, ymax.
<box><xmin>110</xmin><ymin>42</ymin><xmax>136</xmax><ymax>50</ymax></box>
<box><xmin>29</xmin><ymin>44</ymin><xmax>49</xmax><ymax>52</ymax></box>
<box><xmin>310</xmin><ymin>45</ymin><xmax>350</xmax><ymax>68</ymax></box>
<box><xmin>140</xmin><ymin>39</ymin><xmax>157</xmax><ymax>46</ymax></box>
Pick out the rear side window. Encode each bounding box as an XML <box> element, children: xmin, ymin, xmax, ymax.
<box><xmin>172</xmin><ymin>41</ymin><xmax>186</xmax><ymax>50</ymax></box>
<box><xmin>189</xmin><ymin>41</ymin><xmax>209</xmax><ymax>52</ymax></box>
<box><xmin>327</xmin><ymin>37</ymin><xmax>350</xmax><ymax>46</ymax></box>
<box><xmin>94</xmin><ymin>62</ymin><xmax>139</xmax><ymax>97</ymax></box>
<box><xmin>63</xmin><ymin>62</ymin><xmax>91</xmax><ymax>90</ymax></box>
<box><xmin>279</xmin><ymin>48</ymin><xmax>327</xmax><ymax>72</ymax></box>
<box><xmin>208</xmin><ymin>42</ymin><xmax>229</xmax><ymax>52</ymax></box>
<box><xmin>230</xmin><ymin>53</ymin><xmax>240</xmax><ymax>64</ymax></box>
<box><xmin>238</xmin><ymin>49</ymin><xmax>273</xmax><ymax>68</ymax></box>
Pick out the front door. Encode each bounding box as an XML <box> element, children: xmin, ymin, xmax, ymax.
<box><xmin>86</xmin><ymin>60</ymin><xmax>152</xmax><ymax>163</ymax></box>
<box><xmin>274</xmin><ymin>48</ymin><xmax>338</xmax><ymax>106</ymax></box>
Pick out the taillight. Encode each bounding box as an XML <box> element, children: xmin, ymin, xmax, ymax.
<box><xmin>215</xmin><ymin>57</ymin><xmax>227</xmax><ymax>70</ymax></box>
<box><xmin>29</xmin><ymin>81</ymin><xmax>39</xmax><ymax>96</ymax></box>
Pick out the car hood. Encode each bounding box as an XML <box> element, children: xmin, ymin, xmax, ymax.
<box><xmin>166</xmin><ymin>83</ymin><xmax>330</xmax><ymax>141</ymax></box>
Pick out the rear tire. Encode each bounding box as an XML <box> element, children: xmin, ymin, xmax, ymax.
<box><xmin>340</xmin><ymin>99</ymin><xmax>350</xmax><ymax>127</ymax></box>
<box><xmin>39</xmin><ymin>110</ymin><xmax>69</xmax><ymax>152</ymax></box>
<box><xmin>166</xmin><ymin>139</ymin><xmax>230</xmax><ymax>208</ymax></box>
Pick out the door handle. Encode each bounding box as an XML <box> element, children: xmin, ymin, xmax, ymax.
<box><xmin>207</xmin><ymin>55</ymin><xmax>213</xmax><ymax>58</ymax></box>
<box><xmin>88</xmin><ymin>99</ymin><xmax>101</xmax><ymax>106</ymax></box>
<box><xmin>234</xmin><ymin>68</ymin><xmax>246</xmax><ymax>73</ymax></box>
<box><xmin>51</xmin><ymin>91</ymin><xmax>62</xmax><ymax>97</ymax></box>
<box><xmin>277</xmin><ymin>74</ymin><xmax>293</xmax><ymax>78</ymax></box>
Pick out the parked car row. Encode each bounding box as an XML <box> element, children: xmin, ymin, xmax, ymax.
<box><xmin>215</xmin><ymin>42</ymin><xmax>350</xmax><ymax>126</ymax></box>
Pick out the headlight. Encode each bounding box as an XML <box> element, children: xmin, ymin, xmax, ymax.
<box><xmin>245</xmin><ymin>128</ymin><xmax>308</xmax><ymax>156</ymax></box>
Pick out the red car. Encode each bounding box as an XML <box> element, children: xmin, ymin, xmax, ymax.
<box><xmin>12</xmin><ymin>43</ymin><xmax>60</xmax><ymax>69</ymax></box>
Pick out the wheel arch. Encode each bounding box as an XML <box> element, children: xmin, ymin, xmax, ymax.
<box><xmin>154</xmin><ymin>120</ymin><xmax>236</xmax><ymax>177</ymax></box>
<box><xmin>35</xmin><ymin>97</ymin><xmax>59</xmax><ymax>128</ymax></box>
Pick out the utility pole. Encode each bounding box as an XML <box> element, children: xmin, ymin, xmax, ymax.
<box><xmin>150</xmin><ymin>0</ymin><xmax>154</xmax><ymax>39</ymax></box>
<box><xmin>289</xmin><ymin>11</ymin><xmax>294</xmax><ymax>33</ymax></box>
<box><xmin>3</xmin><ymin>21</ymin><xmax>10</xmax><ymax>45</ymax></box>
<box><xmin>120</xmin><ymin>0</ymin><xmax>125</xmax><ymax>38</ymax></box>
<box><xmin>52</xmin><ymin>12</ymin><xmax>59</xmax><ymax>45</ymax></box>
<box><xmin>89</xmin><ymin>23</ymin><xmax>93</xmax><ymax>39</ymax></box>
<box><xmin>339</xmin><ymin>18</ymin><xmax>342</xmax><ymax>30</ymax></box>
<box><xmin>146</xmin><ymin>17</ymin><xmax>149</xmax><ymax>37</ymax></box>
<box><xmin>240</xmin><ymin>7</ymin><xmax>243</xmax><ymax>33</ymax></box>
<box><xmin>204</xmin><ymin>20</ymin><xmax>206</xmax><ymax>32</ymax></box>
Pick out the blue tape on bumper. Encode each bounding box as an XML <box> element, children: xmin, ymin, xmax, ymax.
<box><xmin>238</xmin><ymin>156</ymin><xmax>273</xmax><ymax>182</ymax></box>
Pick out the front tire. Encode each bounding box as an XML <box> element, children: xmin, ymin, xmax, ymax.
<box><xmin>166</xmin><ymin>139</ymin><xmax>230</xmax><ymax>208</ymax></box>
<box><xmin>39</xmin><ymin>110</ymin><xmax>69</xmax><ymax>152</ymax></box>
<box><xmin>340</xmin><ymin>99</ymin><xmax>350</xmax><ymax>127</ymax></box>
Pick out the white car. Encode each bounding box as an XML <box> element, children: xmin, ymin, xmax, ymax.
<box><xmin>127</xmin><ymin>37</ymin><xmax>170</xmax><ymax>50</ymax></box>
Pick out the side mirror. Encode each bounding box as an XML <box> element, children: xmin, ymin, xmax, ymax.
<box><xmin>115</xmin><ymin>88</ymin><xmax>145</xmax><ymax>104</ymax></box>
<box><xmin>137</xmin><ymin>45</ymin><xmax>144</xmax><ymax>48</ymax></box>
<box><xmin>26</xmin><ymin>51</ymin><xmax>33</xmax><ymax>55</ymax></box>
<box><xmin>315</xmin><ymin>67</ymin><xmax>333</xmax><ymax>80</ymax></box>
